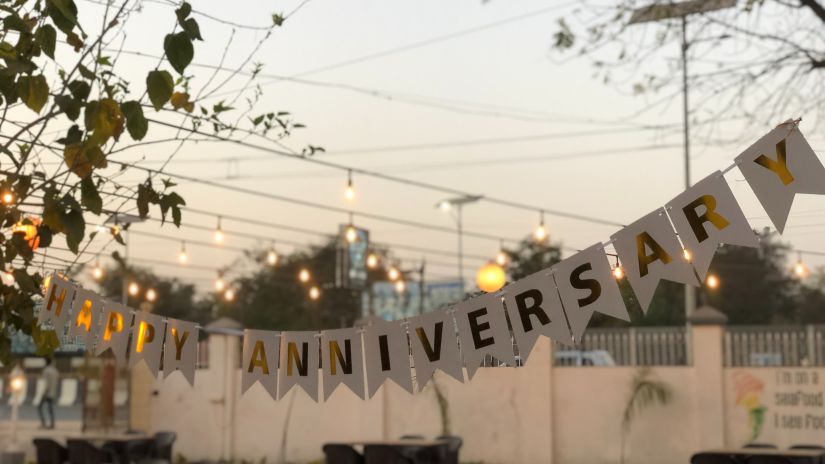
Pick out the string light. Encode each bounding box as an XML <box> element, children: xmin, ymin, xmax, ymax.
<box><xmin>495</xmin><ymin>240</ymin><xmax>509</xmax><ymax>267</ymax></box>
<box><xmin>214</xmin><ymin>273</ymin><xmax>226</xmax><ymax>292</ymax></box>
<box><xmin>706</xmin><ymin>274</ymin><xmax>720</xmax><ymax>289</ymax></box>
<box><xmin>388</xmin><ymin>266</ymin><xmax>400</xmax><ymax>281</ymax></box>
<box><xmin>345</xmin><ymin>225</ymin><xmax>358</xmax><ymax>243</ymax></box>
<box><xmin>178</xmin><ymin>241</ymin><xmax>188</xmax><ymax>265</ymax></box>
<box><xmin>128</xmin><ymin>282</ymin><xmax>140</xmax><ymax>296</ymax></box>
<box><xmin>794</xmin><ymin>254</ymin><xmax>810</xmax><ymax>279</ymax></box>
<box><xmin>394</xmin><ymin>280</ymin><xmax>406</xmax><ymax>293</ymax></box>
<box><xmin>309</xmin><ymin>286</ymin><xmax>321</xmax><ymax>300</ymax></box>
<box><xmin>366</xmin><ymin>252</ymin><xmax>379</xmax><ymax>269</ymax></box>
<box><xmin>266</xmin><ymin>248</ymin><xmax>279</xmax><ymax>266</ymax></box>
<box><xmin>612</xmin><ymin>256</ymin><xmax>624</xmax><ymax>280</ymax></box>
<box><xmin>683</xmin><ymin>249</ymin><xmax>692</xmax><ymax>262</ymax></box>
<box><xmin>298</xmin><ymin>268</ymin><xmax>311</xmax><ymax>283</ymax></box>
<box><xmin>344</xmin><ymin>169</ymin><xmax>355</xmax><ymax>202</ymax></box>
<box><xmin>438</xmin><ymin>200</ymin><xmax>451</xmax><ymax>212</ymax></box>
<box><xmin>92</xmin><ymin>261</ymin><xmax>104</xmax><ymax>280</ymax></box>
<box><xmin>2</xmin><ymin>191</ymin><xmax>13</xmax><ymax>204</ymax></box>
<box><xmin>213</xmin><ymin>216</ymin><xmax>224</xmax><ymax>244</ymax></box>
<box><xmin>224</xmin><ymin>288</ymin><xmax>235</xmax><ymax>302</ymax></box>
<box><xmin>533</xmin><ymin>210</ymin><xmax>548</xmax><ymax>243</ymax></box>
<box><xmin>146</xmin><ymin>288</ymin><xmax>157</xmax><ymax>302</ymax></box>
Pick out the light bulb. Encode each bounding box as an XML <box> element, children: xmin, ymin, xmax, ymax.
<box><xmin>794</xmin><ymin>260</ymin><xmax>809</xmax><ymax>278</ymax></box>
<box><xmin>214</xmin><ymin>217</ymin><xmax>224</xmax><ymax>244</ymax></box>
<box><xmin>438</xmin><ymin>201</ymin><xmax>451</xmax><ymax>212</ymax></box>
<box><xmin>533</xmin><ymin>224</ymin><xmax>547</xmax><ymax>242</ymax></box>
<box><xmin>178</xmin><ymin>242</ymin><xmax>188</xmax><ymax>265</ymax></box>
<box><xmin>10</xmin><ymin>376</ymin><xmax>24</xmax><ymax>392</ymax></box>
<box><xmin>388</xmin><ymin>266</ymin><xmax>400</xmax><ymax>281</ymax></box>
<box><xmin>345</xmin><ymin>225</ymin><xmax>358</xmax><ymax>243</ymax></box>
<box><xmin>2</xmin><ymin>191</ymin><xmax>13</xmax><ymax>204</ymax></box>
<box><xmin>394</xmin><ymin>280</ymin><xmax>406</xmax><ymax>293</ymax></box>
<box><xmin>309</xmin><ymin>286</ymin><xmax>321</xmax><ymax>300</ymax></box>
<box><xmin>298</xmin><ymin>268</ymin><xmax>311</xmax><ymax>283</ymax></box>
<box><xmin>224</xmin><ymin>288</ymin><xmax>235</xmax><ymax>302</ymax></box>
<box><xmin>215</xmin><ymin>277</ymin><xmax>225</xmax><ymax>292</ymax></box>
<box><xmin>345</xmin><ymin>179</ymin><xmax>355</xmax><ymax>202</ymax></box>
<box><xmin>683</xmin><ymin>249</ymin><xmax>692</xmax><ymax>262</ymax></box>
<box><xmin>128</xmin><ymin>282</ymin><xmax>140</xmax><ymax>296</ymax></box>
<box><xmin>92</xmin><ymin>265</ymin><xmax>103</xmax><ymax>280</ymax></box>
<box><xmin>146</xmin><ymin>288</ymin><xmax>157</xmax><ymax>302</ymax></box>
<box><xmin>706</xmin><ymin>274</ymin><xmax>720</xmax><ymax>289</ymax></box>
<box><xmin>267</xmin><ymin>250</ymin><xmax>278</xmax><ymax>266</ymax></box>
<box><xmin>366</xmin><ymin>253</ymin><xmax>379</xmax><ymax>269</ymax></box>
<box><xmin>495</xmin><ymin>250</ymin><xmax>509</xmax><ymax>267</ymax></box>
<box><xmin>613</xmin><ymin>266</ymin><xmax>624</xmax><ymax>280</ymax></box>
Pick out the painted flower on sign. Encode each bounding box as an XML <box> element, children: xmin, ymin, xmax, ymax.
<box><xmin>733</xmin><ymin>371</ymin><xmax>767</xmax><ymax>442</ymax></box>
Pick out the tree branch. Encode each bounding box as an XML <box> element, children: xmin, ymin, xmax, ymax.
<box><xmin>800</xmin><ymin>0</ymin><xmax>825</xmax><ymax>25</ymax></box>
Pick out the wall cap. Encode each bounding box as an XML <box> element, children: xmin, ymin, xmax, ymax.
<box><xmin>688</xmin><ymin>305</ymin><xmax>728</xmax><ymax>326</ymax></box>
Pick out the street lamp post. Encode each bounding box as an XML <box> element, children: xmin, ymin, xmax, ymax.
<box><xmin>436</xmin><ymin>195</ymin><xmax>482</xmax><ymax>294</ymax></box>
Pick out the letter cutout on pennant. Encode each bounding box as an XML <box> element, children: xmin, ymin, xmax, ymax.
<box><xmin>162</xmin><ymin>318</ymin><xmax>198</xmax><ymax>386</ymax></box>
<box><xmin>455</xmin><ymin>293</ymin><xmax>516</xmax><ymax>379</ymax></box>
<box><xmin>363</xmin><ymin>319</ymin><xmax>413</xmax><ymax>398</ymax></box>
<box><xmin>735</xmin><ymin>121</ymin><xmax>825</xmax><ymax>233</ymax></box>
<box><xmin>501</xmin><ymin>269</ymin><xmax>572</xmax><ymax>364</ymax></box>
<box><xmin>552</xmin><ymin>244</ymin><xmax>629</xmax><ymax>339</ymax></box>
<box><xmin>129</xmin><ymin>311</ymin><xmax>165</xmax><ymax>377</ymax></box>
<box><xmin>278</xmin><ymin>331</ymin><xmax>319</xmax><ymax>401</ymax></box>
<box><xmin>67</xmin><ymin>288</ymin><xmax>103</xmax><ymax>348</ymax></box>
<box><xmin>96</xmin><ymin>302</ymin><xmax>133</xmax><ymax>364</ymax></box>
<box><xmin>666</xmin><ymin>172</ymin><xmax>759</xmax><ymax>280</ymax></box>
<box><xmin>321</xmin><ymin>327</ymin><xmax>366</xmax><ymax>400</ymax></box>
<box><xmin>38</xmin><ymin>273</ymin><xmax>76</xmax><ymax>332</ymax></box>
<box><xmin>241</xmin><ymin>329</ymin><xmax>280</xmax><ymax>400</ymax></box>
<box><xmin>407</xmin><ymin>309</ymin><xmax>464</xmax><ymax>390</ymax></box>
<box><xmin>611</xmin><ymin>208</ymin><xmax>699</xmax><ymax>313</ymax></box>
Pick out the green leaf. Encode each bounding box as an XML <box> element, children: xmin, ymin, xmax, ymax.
<box><xmin>35</xmin><ymin>25</ymin><xmax>56</xmax><ymax>59</ymax></box>
<box><xmin>146</xmin><ymin>70</ymin><xmax>173</xmax><ymax>110</ymax></box>
<box><xmin>163</xmin><ymin>32</ymin><xmax>194</xmax><ymax>75</ymax></box>
<box><xmin>136</xmin><ymin>182</ymin><xmax>153</xmax><ymax>218</ymax></box>
<box><xmin>54</xmin><ymin>94</ymin><xmax>80</xmax><ymax>120</ymax></box>
<box><xmin>272</xmin><ymin>13</ymin><xmax>284</xmax><ymax>26</ymax></box>
<box><xmin>121</xmin><ymin>100</ymin><xmax>148</xmax><ymax>140</ymax></box>
<box><xmin>80</xmin><ymin>176</ymin><xmax>102</xmax><ymax>214</ymax></box>
<box><xmin>0</xmin><ymin>73</ymin><xmax>17</xmax><ymax>104</ymax></box>
<box><xmin>36</xmin><ymin>224</ymin><xmax>52</xmax><ymax>248</ymax></box>
<box><xmin>16</xmin><ymin>75</ymin><xmax>49</xmax><ymax>113</ymax></box>
<box><xmin>68</xmin><ymin>80</ymin><xmax>90</xmax><ymax>101</ymax></box>
<box><xmin>59</xmin><ymin>208</ymin><xmax>84</xmax><ymax>253</ymax></box>
<box><xmin>45</xmin><ymin>0</ymin><xmax>78</xmax><ymax>34</ymax></box>
<box><xmin>55</xmin><ymin>124</ymin><xmax>82</xmax><ymax>145</ymax></box>
<box><xmin>183</xmin><ymin>18</ymin><xmax>202</xmax><ymax>41</ymax></box>
<box><xmin>175</xmin><ymin>1</ymin><xmax>192</xmax><ymax>23</ymax></box>
<box><xmin>78</xmin><ymin>64</ymin><xmax>95</xmax><ymax>81</ymax></box>
<box><xmin>12</xmin><ymin>269</ymin><xmax>37</xmax><ymax>293</ymax></box>
<box><xmin>159</xmin><ymin>192</ymin><xmax>185</xmax><ymax>226</ymax></box>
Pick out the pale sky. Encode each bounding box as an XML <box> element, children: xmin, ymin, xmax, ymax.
<box><xmin>41</xmin><ymin>0</ymin><xmax>825</xmax><ymax>292</ymax></box>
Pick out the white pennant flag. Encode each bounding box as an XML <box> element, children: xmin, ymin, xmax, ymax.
<box><xmin>129</xmin><ymin>311</ymin><xmax>165</xmax><ymax>377</ymax></box>
<box><xmin>278</xmin><ymin>331</ymin><xmax>319</xmax><ymax>401</ymax></box>
<box><xmin>735</xmin><ymin>121</ymin><xmax>825</xmax><ymax>233</ymax></box>
<box><xmin>320</xmin><ymin>327</ymin><xmax>366</xmax><ymax>400</ymax></box>
<box><xmin>67</xmin><ymin>288</ymin><xmax>103</xmax><ymax>348</ymax></box>
<box><xmin>552</xmin><ymin>244</ymin><xmax>629</xmax><ymax>339</ymax></box>
<box><xmin>241</xmin><ymin>329</ymin><xmax>280</xmax><ymax>400</ymax></box>
<box><xmin>95</xmin><ymin>302</ymin><xmax>133</xmax><ymax>363</ymax></box>
<box><xmin>162</xmin><ymin>318</ymin><xmax>198</xmax><ymax>386</ymax></box>
<box><xmin>611</xmin><ymin>208</ymin><xmax>700</xmax><ymax>313</ymax></box>
<box><xmin>407</xmin><ymin>309</ymin><xmax>464</xmax><ymax>390</ymax></box>
<box><xmin>501</xmin><ymin>269</ymin><xmax>572</xmax><ymax>364</ymax></box>
<box><xmin>667</xmin><ymin>172</ymin><xmax>759</xmax><ymax>280</ymax></box>
<box><xmin>363</xmin><ymin>319</ymin><xmax>413</xmax><ymax>398</ymax></box>
<box><xmin>454</xmin><ymin>293</ymin><xmax>515</xmax><ymax>379</ymax></box>
<box><xmin>38</xmin><ymin>273</ymin><xmax>75</xmax><ymax>332</ymax></box>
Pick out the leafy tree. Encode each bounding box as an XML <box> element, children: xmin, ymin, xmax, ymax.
<box><xmin>552</xmin><ymin>0</ymin><xmax>825</xmax><ymax>129</ymax></box>
<box><xmin>0</xmin><ymin>0</ymin><xmax>299</xmax><ymax>362</ymax></box>
<box><xmin>503</xmin><ymin>237</ymin><xmax>562</xmax><ymax>281</ymax></box>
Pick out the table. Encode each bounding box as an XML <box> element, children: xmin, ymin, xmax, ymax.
<box><xmin>698</xmin><ymin>448</ymin><xmax>825</xmax><ymax>464</ymax></box>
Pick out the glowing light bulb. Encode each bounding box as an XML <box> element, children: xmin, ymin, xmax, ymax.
<box><xmin>146</xmin><ymin>288</ymin><xmax>157</xmax><ymax>302</ymax></box>
<box><xmin>794</xmin><ymin>260</ymin><xmax>810</xmax><ymax>278</ymax></box>
<box><xmin>92</xmin><ymin>264</ymin><xmax>104</xmax><ymax>280</ymax></box>
<box><xmin>10</xmin><ymin>376</ymin><xmax>24</xmax><ymax>392</ymax></box>
<box><xmin>214</xmin><ymin>277</ymin><xmax>225</xmax><ymax>292</ymax></box>
<box><xmin>706</xmin><ymin>274</ymin><xmax>720</xmax><ymax>289</ymax></box>
<box><xmin>683</xmin><ymin>249</ymin><xmax>692</xmax><ymax>262</ymax></box>
<box><xmin>476</xmin><ymin>262</ymin><xmax>506</xmax><ymax>293</ymax></box>
<box><xmin>394</xmin><ymin>280</ymin><xmax>406</xmax><ymax>293</ymax></box>
<box><xmin>533</xmin><ymin>212</ymin><xmax>548</xmax><ymax>243</ymax></box>
<box><xmin>345</xmin><ymin>171</ymin><xmax>355</xmax><ymax>202</ymax></box>
<box><xmin>366</xmin><ymin>253</ymin><xmax>379</xmax><ymax>269</ymax></box>
<box><xmin>128</xmin><ymin>282</ymin><xmax>140</xmax><ymax>296</ymax></box>
<box><xmin>267</xmin><ymin>249</ymin><xmax>278</xmax><ymax>266</ymax></box>
<box><xmin>613</xmin><ymin>266</ymin><xmax>624</xmax><ymax>280</ymax></box>
<box><xmin>438</xmin><ymin>201</ymin><xmax>451</xmax><ymax>212</ymax></box>
<box><xmin>224</xmin><ymin>288</ymin><xmax>235</xmax><ymax>302</ymax></box>
<box><xmin>496</xmin><ymin>250</ymin><xmax>509</xmax><ymax>267</ymax></box>
<box><xmin>345</xmin><ymin>225</ymin><xmax>358</xmax><ymax>243</ymax></box>
<box><xmin>298</xmin><ymin>268</ymin><xmax>311</xmax><ymax>283</ymax></box>
<box><xmin>388</xmin><ymin>266</ymin><xmax>400</xmax><ymax>281</ymax></box>
<box><xmin>309</xmin><ymin>286</ymin><xmax>321</xmax><ymax>300</ymax></box>
<box><xmin>214</xmin><ymin>217</ymin><xmax>224</xmax><ymax>244</ymax></box>
<box><xmin>2</xmin><ymin>191</ymin><xmax>13</xmax><ymax>204</ymax></box>
<box><xmin>178</xmin><ymin>242</ymin><xmax>188</xmax><ymax>265</ymax></box>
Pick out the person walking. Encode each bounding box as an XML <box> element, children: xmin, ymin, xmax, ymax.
<box><xmin>38</xmin><ymin>357</ymin><xmax>59</xmax><ymax>429</ymax></box>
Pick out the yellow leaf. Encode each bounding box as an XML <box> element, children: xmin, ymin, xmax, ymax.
<box><xmin>170</xmin><ymin>91</ymin><xmax>191</xmax><ymax>111</ymax></box>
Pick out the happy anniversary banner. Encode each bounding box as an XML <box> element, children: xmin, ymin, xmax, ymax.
<box><xmin>35</xmin><ymin>120</ymin><xmax>825</xmax><ymax>402</ymax></box>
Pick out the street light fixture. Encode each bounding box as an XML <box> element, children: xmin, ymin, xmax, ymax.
<box><xmin>435</xmin><ymin>194</ymin><xmax>482</xmax><ymax>293</ymax></box>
